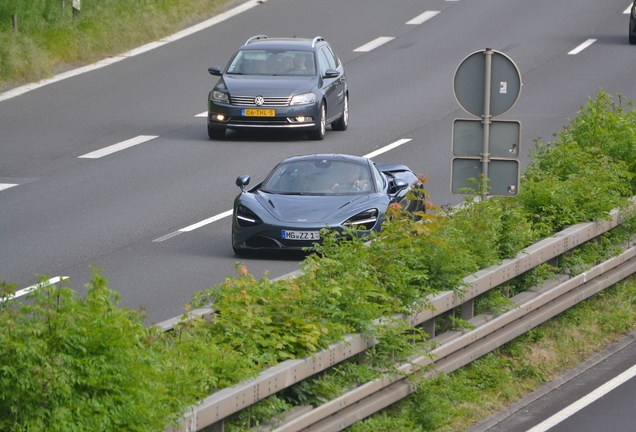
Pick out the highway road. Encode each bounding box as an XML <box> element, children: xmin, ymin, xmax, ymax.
<box><xmin>0</xmin><ymin>0</ymin><xmax>634</xmax><ymax>326</ymax></box>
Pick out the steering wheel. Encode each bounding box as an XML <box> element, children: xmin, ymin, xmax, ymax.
<box><xmin>333</xmin><ymin>181</ymin><xmax>360</xmax><ymax>192</ymax></box>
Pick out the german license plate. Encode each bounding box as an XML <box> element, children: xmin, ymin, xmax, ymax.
<box><xmin>242</xmin><ymin>108</ymin><xmax>275</xmax><ymax>117</ymax></box>
<box><xmin>282</xmin><ymin>230</ymin><xmax>320</xmax><ymax>240</ymax></box>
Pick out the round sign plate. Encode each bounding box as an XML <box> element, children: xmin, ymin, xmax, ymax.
<box><xmin>453</xmin><ymin>49</ymin><xmax>522</xmax><ymax>118</ymax></box>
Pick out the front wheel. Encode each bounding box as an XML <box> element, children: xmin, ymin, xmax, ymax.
<box><xmin>308</xmin><ymin>103</ymin><xmax>326</xmax><ymax>140</ymax></box>
<box><xmin>208</xmin><ymin>125</ymin><xmax>226</xmax><ymax>140</ymax></box>
<box><xmin>331</xmin><ymin>94</ymin><xmax>348</xmax><ymax>131</ymax></box>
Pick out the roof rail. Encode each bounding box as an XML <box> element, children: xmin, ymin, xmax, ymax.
<box><xmin>244</xmin><ymin>35</ymin><xmax>268</xmax><ymax>45</ymax></box>
<box><xmin>311</xmin><ymin>36</ymin><xmax>325</xmax><ymax>48</ymax></box>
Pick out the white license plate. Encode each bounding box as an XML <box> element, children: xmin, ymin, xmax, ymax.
<box><xmin>282</xmin><ymin>230</ymin><xmax>320</xmax><ymax>240</ymax></box>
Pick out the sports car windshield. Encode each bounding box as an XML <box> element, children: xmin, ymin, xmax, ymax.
<box><xmin>226</xmin><ymin>49</ymin><xmax>317</xmax><ymax>76</ymax></box>
<box><xmin>260</xmin><ymin>160</ymin><xmax>373</xmax><ymax>195</ymax></box>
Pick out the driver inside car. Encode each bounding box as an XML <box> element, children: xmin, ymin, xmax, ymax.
<box><xmin>332</xmin><ymin>166</ymin><xmax>368</xmax><ymax>192</ymax></box>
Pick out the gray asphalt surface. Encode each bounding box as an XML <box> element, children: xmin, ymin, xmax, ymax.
<box><xmin>0</xmin><ymin>0</ymin><xmax>634</xmax><ymax>328</ymax></box>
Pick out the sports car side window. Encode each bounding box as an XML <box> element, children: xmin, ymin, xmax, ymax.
<box><xmin>372</xmin><ymin>164</ymin><xmax>386</xmax><ymax>191</ymax></box>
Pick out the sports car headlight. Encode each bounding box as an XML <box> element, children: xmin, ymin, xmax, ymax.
<box><xmin>342</xmin><ymin>209</ymin><xmax>378</xmax><ymax>229</ymax></box>
<box><xmin>290</xmin><ymin>92</ymin><xmax>316</xmax><ymax>106</ymax></box>
<box><xmin>236</xmin><ymin>205</ymin><xmax>263</xmax><ymax>228</ymax></box>
<box><xmin>212</xmin><ymin>90</ymin><xmax>230</xmax><ymax>103</ymax></box>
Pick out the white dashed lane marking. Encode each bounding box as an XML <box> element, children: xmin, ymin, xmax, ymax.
<box><xmin>1</xmin><ymin>276</ymin><xmax>68</xmax><ymax>302</ymax></box>
<box><xmin>78</xmin><ymin>135</ymin><xmax>158</xmax><ymax>159</ymax></box>
<box><xmin>568</xmin><ymin>39</ymin><xmax>596</xmax><ymax>55</ymax></box>
<box><xmin>353</xmin><ymin>37</ymin><xmax>395</xmax><ymax>52</ymax></box>
<box><xmin>406</xmin><ymin>11</ymin><xmax>440</xmax><ymax>25</ymax></box>
<box><xmin>0</xmin><ymin>183</ymin><xmax>18</xmax><ymax>191</ymax></box>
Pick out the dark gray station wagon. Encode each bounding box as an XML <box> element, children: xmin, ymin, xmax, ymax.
<box><xmin>207</xmin><ymin>35</ymin><xmax>349</xmax><ymax>140</ymax></box>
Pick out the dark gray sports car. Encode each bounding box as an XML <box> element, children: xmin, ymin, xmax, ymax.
<box><xmin>231</xmin><ymin>154</ymin><xmax>424</xmax><ymax>255</ymax></box>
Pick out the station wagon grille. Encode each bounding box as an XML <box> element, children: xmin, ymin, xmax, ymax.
<box><xmin>231</xmin><ymin>95</ymin><xmax>292</xmax><ymax>107</ymax></box>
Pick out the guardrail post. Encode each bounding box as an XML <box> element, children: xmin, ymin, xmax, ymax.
<box><xmin>461</xmin><ymin>299</ymin><xmax>474</xmax><ymax>320</ymax></box>
<box><xmin>421</xmin><ymin>318</ymin><xmax>435</xmax><ymax>339</ymax></box>
<box><xmin>12</xmin><ymin>14</ymin><xmax>17</xmax><ymax>32</ymax></box>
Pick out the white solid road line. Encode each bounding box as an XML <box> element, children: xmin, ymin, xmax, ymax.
<box><xmin>154</xmin><ymin>139</ymin><xmax>414</xmax><ymax>241</ymax></box>
<box><xmin>353</xmin><ymin>37</ymin><xmax>395</xmax><ymax>53</ymax></box>
<box><xmin>0</xmin><ymin>0</ymin><xmax>262</xmax><ymax>103</ymax></box>
<box><xmin>78</xmin><ymin>135</ymin><xmax>158</xmax><ymax>159</ymax></box>
<box><xmin>568</xmin><ymin>39</ymin><xmax>597</xmax><ymax>55</ymax></box>
<box><xmin>2</xmin><ymin>276</ymin><xmax>68</xmax><ymax>302</ymax></box>
<box><xmin>406</xmin><ymin>11</ymin><xmax>441</xmax><ymax>25</ymax></box>
<box><xmin>0</xmin><ymin>183</ymin><xmax>18</xmax><ymax>191</ymax></box>
<box><xmin>526</xmin><ymin>363</ymin><xmax>636</xmax><ymax>432</ymax></box>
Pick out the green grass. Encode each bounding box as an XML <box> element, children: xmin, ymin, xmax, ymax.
<box><xmin>0</xmin><ymin>0</ymin><xmax>233</xmax><ymax>89</ymax></box>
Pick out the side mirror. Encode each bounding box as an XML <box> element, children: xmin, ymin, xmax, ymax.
<box><xmin>323</xmin><ymin>69</ymin><xmax>340</xmax><ymax>78</ymax></box>
<box><xmin>236</xmin><ymin>175</ymin><xmax>251</xmax><ymax>192</ymax></box>
<box><xmin>208</xmin><ymin>66</ymin><xmax>222</xmax><ymax>76</ymax></box>
<box><xmin>390</xmin><ymin>178</ymin><xmax>409</xmax><ymax>194</ymax></box>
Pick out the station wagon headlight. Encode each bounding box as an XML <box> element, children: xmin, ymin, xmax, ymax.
<box><xmin>212</xmin><ymin>90</ymin><xmax>230</xmax><ymax>103</ymax></box>
<box><xmin>290</xmin><ymin>92</ymin><xmax>316</xmax><ymax>106</ymax></box>
<box><xmin>342</xmin><ymin>209</ymin><xmax>378</xmax><ymax>229</ymax></box>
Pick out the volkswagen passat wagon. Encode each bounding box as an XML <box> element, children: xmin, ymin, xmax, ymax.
<box><xmin>207</xmin><ymin>35</ymin><xmax>349</xmax><ymax>140</ymax></box>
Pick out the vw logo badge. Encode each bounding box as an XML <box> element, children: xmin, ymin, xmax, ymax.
<box><xmin>254</xmin><ymin>96</ymin><xmax>264</xmax><ymax>106</ymax></box>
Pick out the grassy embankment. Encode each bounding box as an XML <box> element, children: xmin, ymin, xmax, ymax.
<box><xmin>0</xmin><ymin>0</ymin><xmax>233</xmax><ymax>90</ymax></box>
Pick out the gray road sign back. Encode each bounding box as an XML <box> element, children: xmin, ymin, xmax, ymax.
<box><xmin>452</xmin><ymin>119</ymin><xmax>521</xmax><ymax>157</ymax></box>
<box><xmin>451</xmin><ymin>158</ymin><xmax>519</xmax><ymax>196</ymax></box>
<box><xmin>453</xmin><ymin>50</ymin><xmax>522</xmax><ymax>118</ymax></box>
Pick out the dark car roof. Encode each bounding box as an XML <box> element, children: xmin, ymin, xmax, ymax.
<box><xmin>241</xmin><ymin>36</ymin><xmax>326</xmax><ymax>51</ymax></box>
<box><xmin>280</xmin><ymin>154</ymin><xmax>370</xmax><ymax>165</ymax></box>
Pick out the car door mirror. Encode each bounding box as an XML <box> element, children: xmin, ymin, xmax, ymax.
<box><xmin>208</xmin><ymin>66</ymin><xmax>222</xmax><ymax>76</ymax></box>
<box><xmin>323</xmin><ymin>69</ymin><xmax>340</xmax><ymax>78</ymax></box>
<box><xmin>389</xmin><ymin>178</ymin><xmax>409</xmax><ymax>194</ymax></box>
<box><xmin>236</xmin><ymin>175</ymin><xmax>251</xmax><ymax>191</ymax></box>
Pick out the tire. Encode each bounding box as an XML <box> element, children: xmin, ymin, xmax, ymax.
<box><xmin>630</xmin><ymin>20</ymin><xmax>636</xmax><ymax>45</ymax></box>
<box><xmin>308</xmin><ymin>103</ymin><xmax>326</xmax><ymax>140</ymax></box>
<box><xmin>630</xmin><ymin>33</ymin><xmax>636</xmax><ymax>45</ymax></box>
<box><xmin>331</xmin><ymin>93</ymin><xmax>348</xmax><ymax>131</ymax></box>
<box><xmin>208</xmin><ymin>125</ymin><xmax>226</xmax><ymax>140</ymax></box>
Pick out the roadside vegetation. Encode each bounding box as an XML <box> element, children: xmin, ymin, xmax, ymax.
<box><xmin>2</xmin><ymin>91</ymin><xmax>636</xmax><ymax>431</ymax></box>
<box><xmin>0</xmin><ymin>0</ymin><xmax>232</xmax><ymax>90</ymax></box>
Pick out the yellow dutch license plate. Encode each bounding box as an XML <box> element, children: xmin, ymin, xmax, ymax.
<box><xmin>243</xmin><ymin>109</ymin><xmax>275</xmax><ymax>117</ymax></box>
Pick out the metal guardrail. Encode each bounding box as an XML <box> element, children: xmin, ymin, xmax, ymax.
<box><xmin>164</xmin><ymin>203</ymin><xmax>632</xmax><ymax>432</ymax></box>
